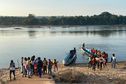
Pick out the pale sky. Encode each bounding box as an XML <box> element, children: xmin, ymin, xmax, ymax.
<box><xmin>0</xmin><ymin>0</ymin><xmax>126</xmax><ymax>16</ymax></box>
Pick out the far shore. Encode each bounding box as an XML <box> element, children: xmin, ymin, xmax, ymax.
<box><xmin>0</xmin><ymin>25</ymin><xmax>126</xmax><ymax>28</ymax></box>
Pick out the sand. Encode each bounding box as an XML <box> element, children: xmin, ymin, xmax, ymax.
<box><xmin>54</xmin><ymin>62</ymin><xmax>126</xmax><ymax>84</ymax></box>
<box><xmin>8</xmin><ymin>75</ymin><xmax>55</xmax><ymax>84</ymax></box>
<box><xmin>1</xmin><ymin>61</ymin><xmax>126</xmax><ymax>84</ymax></box>
<box><xmin>0</xmin><ymin>68</ymin><xmax>55</xmax><ymax>84</ymax></box>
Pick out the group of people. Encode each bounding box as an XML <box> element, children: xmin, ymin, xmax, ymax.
<box><xmin>9</xmin><ymin>43</ymin><xmax>117</xmax><ymax>80</ymax></box>
<box><xmin>21</xmin><ymin>56</ymin><xmax>58</xmax><ymax>78</ymax></box>
<box><xmin>87</xmin><ymin>48</ymin><xmax>108</xmax><ymax>71</ymax></box>
<box><xmin>9</xmin><ymin>56</ymin><xmax>58</xmax><ymax>80</ymax></box>
<box><xmin>85</xmin><ymin>47</ymin><xmax>116</xmax><ymax>71</ymax></box>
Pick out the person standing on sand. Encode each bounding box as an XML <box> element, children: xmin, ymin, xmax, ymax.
<box><xmin>22</xmin><ymin>57</ymin><xmax>27</xmax><ymax>77</ymax></box>
<box><xmin>43</xmin><ymin>58</ymin><xmax>48</xmax><ymax>74</ymax></box>
<box><xmin>53</xmin><ymin>59</ymin><xmax>58</xmax><ymax>72</ymax></box>
<box><xmin>99</xmin><ymin>55</ymin><xmax>105</xmax><ymax>70</ymax></box>
<box><xmin>111</xmin><ymin>53</ymin><xmax>117</xmax><ymax>68</ymax></box>
<box><xmin>34</xmin><ymin>59</ymin><xmax>38</xmax><ymax>75</ymax></box>
<box><xmin>87</xmin><ymin>55</ymin><xmax>92</xmax><ymax>68</ymax></box>
<box><xmin>37</xmin><ymin>57</ymin><xmax>43</xmax><ymax>78</ymax></box>
<box><xmin>31</xmin><ymin>55</ymin><xmax>35</xmax><ymax>75</ymax></box>
<box><xmin>27</xmin><ymin>57</ymin><xmax>32</xmax><ymax>78</ymax></box>
<box><xmin>9</xmin><ymin>60</ymin><xmax>16</xmax><ymax>81</ymax></box>
<box><xmin>21</xmin><ymin>57</ymin><xmax>23</xmax><ymax>73</ymax></box>
<box><xmin>48</xmin><ymin>59</ymin><xmax>53</xmax><ymax>75</ymax></box>
<box><xmin>91</xmin><ymin>57</ymin><xmax>96</xmax><ymax>71</ymax></box>
<box><xmin>102</xmin><ymin>52</ymin><xmax>108</xmax><ymax>66</ymax></box>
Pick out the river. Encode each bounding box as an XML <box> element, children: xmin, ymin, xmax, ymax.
<box><xmin>0</xmin><ymin>25</ymin><xmax>126</xmax><ymax>68</ymax></box>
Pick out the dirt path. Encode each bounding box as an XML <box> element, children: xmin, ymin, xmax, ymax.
<box><xmin>8</xmin><ymin>74</ymin><xmax>55</xmax><ymax>84</ymax></box>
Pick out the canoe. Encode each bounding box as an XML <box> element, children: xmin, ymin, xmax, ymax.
<box><xmin>63</xmin><ymin>50</ymin><xmax>77</xmax><ymax>66</ymax></box>
<box><xmin>82</xmin><ymin>47</ymin><xmax>97</xmax><ymax>57</ymax></box>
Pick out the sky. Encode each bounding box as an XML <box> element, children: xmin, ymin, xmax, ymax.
<box><xmin>0</xmin><ymin>0</ymin><xmax>126</xmax><ymax>16</ymax></box>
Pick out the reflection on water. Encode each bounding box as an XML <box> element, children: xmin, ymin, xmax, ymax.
<box><xmin>0</xmin><ymin>26</ymin><xmax>126</xmax><ymax>38</ymax></box>
<box><xmin>27</xmin><ymin>31</ymin><xmax>36</xmax><ymax>38</ymax></box>
<box><xmin>0</xmin><ymin>26</ymin><xmax>126</xmax><ymax>68</ymax></box>
<box><xmin>59</xmin><ymin>30</ymin><xmax>126</xmax><ymax>37</ymax></box>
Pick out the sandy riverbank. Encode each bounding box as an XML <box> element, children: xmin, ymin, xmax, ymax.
<box><xmin>54</xmin><ymin>61</ymin><xmax>126</xmax><ymax>84</ymax></box>
<box><xmin>0</xmin><ymin>61</ymin><xmax>126</xmax><ymax>84</ymax></box>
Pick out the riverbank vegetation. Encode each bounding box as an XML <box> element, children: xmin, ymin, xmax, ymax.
<box><xmin>0</xmin><ymin>12</ymin><xmax>126</xmax><ymax>26</ymax></box>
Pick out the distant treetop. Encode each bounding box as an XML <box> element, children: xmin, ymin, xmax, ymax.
<box><xmin>100</xmin><ymin>12</ymin><xmax>112</xmax><ymax>16</ymax></box>
<box><xmin>0</xmin><ymin>12</ymin><xmax>126</xmax><ymax>25</ymax></box>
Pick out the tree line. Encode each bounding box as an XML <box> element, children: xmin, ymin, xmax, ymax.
<box><xmin>0</xmin><ymin>12</ymin><xmax>126</xmax><ymax>25</ymax></box>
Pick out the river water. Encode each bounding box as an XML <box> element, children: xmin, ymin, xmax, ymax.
<box><xmin>0</xmin><ymin>25</ymin><xmax>126</xmax><ymax>68</ymax></box>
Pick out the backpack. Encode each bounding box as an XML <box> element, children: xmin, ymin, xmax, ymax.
<box><xmin>10</xmin><ymin>63</ymin><xmax>15</xmax><ymax>70</ymax></box>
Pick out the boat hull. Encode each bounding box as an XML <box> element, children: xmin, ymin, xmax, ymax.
<box><xmin>64</xmin><ymin>53</ymin><xmax>77</xmax><ymax>66</ymax></box>
<box><xmin>82</xmin><ymin>48</ymin><xmax>97</xmax><ymax>57</ymax></box>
